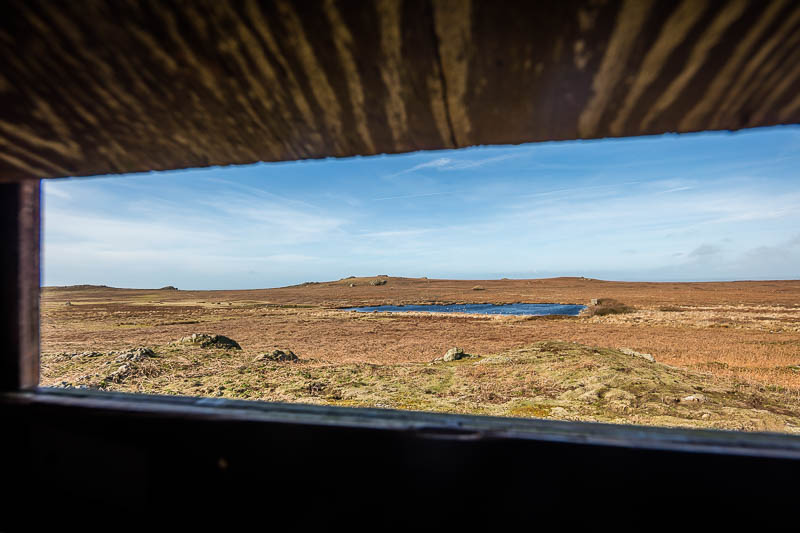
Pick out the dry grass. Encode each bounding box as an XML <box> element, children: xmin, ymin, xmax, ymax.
<box><xmin>41</xmin><ymin>340</ymin><xmax>800</xmax><ymax>433</ymax></box>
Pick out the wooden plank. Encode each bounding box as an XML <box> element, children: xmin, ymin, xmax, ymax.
<box><xmin>0</xmin><ymin>181</ymin><xmax>39</xmax><ymax>390</ymax></box>
<box><xmin>0</xmin><ymin>1</ymin><xmax>798</xmax><ymax>180</ymax></box>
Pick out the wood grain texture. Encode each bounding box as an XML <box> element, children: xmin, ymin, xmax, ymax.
<box><xmin>0</xmin><ymin>0</ymin><xmax>798</xmax><ymax>180</ymax></box>
<box><xmin>0</xmin><ymin>181</ymin><xmax>40</xmax><ymax>390</ymax></box>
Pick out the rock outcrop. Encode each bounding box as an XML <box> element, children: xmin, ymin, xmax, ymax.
<box><xmin>113</xmin><ymin>347</ymin><xmax>155</xmax><ymax>362</ymax></box>
<box><xmin>172</xmin><ymin>334</ymin><xmax>242</xmax><ymax>350</ymax></box>
<box><xmin>254</xmin><ymin>349</ymin><xmax>299</xmax><ymax>363</ymax></box>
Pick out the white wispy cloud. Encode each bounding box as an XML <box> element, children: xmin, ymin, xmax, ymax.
<box><xmin>385</xmin><ymin>153</ymin><xmax>522</xmax><ymax>178</ymax></box>
<box><xmin>372</xmin><ymin>191</ymin><xmax>453</xmax><ymax>201</ymax></box>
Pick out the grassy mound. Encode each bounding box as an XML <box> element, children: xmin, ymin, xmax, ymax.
<box><xmin>583</xmin><ymin>298</ymin><xmax>635</xmax><ymax>316</ymax></box>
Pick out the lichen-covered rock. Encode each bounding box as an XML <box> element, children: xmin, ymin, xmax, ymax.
<box><xmin>439</xmin><ymin>347</ymin><xmax>470</xmax><ymax>362</ymax></box>
<box><xmin>113</xmin><ymin>347</ymin><xmax>155</xmax><ymax>362</ymax></box>
<box><xmin>681</xmin><ymin>394</ymin><xmax>706</xmax><ymax>403</ymax></box>
<box><xmin>55</xmin><ymin>351</ymin><xmax>104</xmax><ymax>360</ymax></box>
<box><xmin>619</xmin><ymin>348</ymin><xmax>655</xmax><ymax>362</ymax></box>
<box><xmin>369</xmin><ymin>279</ymin><xmax>387</xmax><ymax>286</ymax></box>
<box><xmin>254</xmin><ymin>349</ymin><xmax>299</xmax><ymax>363</ymax></box>
<box><xmin>172</xmin><ymin>333</ymin><xmax>242</xmax><ymax>350</ymax></box>
<box><xmin>107</xmin><ymin>363</ymin><xmax>132</xmax><ymax>383</ymax></box>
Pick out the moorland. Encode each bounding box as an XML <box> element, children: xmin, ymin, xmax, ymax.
<box><xmin>41</xmin><ymin>276</ymin><xmax>800</xmax><ymax>432</ymax></box>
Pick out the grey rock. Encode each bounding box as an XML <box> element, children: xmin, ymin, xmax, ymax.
<box><xmin>681</xmin><ymin>394</ymin><xmax>706</xmax><ymax>404</ymax></box>
<box><xmin>60</xmin><ymin>351</ymin><xmax>104</xmax><ymax>359</ymax></box>
<box><xmin>254</xmin><ymin>349</ymin><xmax>299</xmax><ymax>363</ymax></box>
<box><xmin>620</xmin><ymin>348</ymin><xmax>655</xmax><ymax>362</ymax></box>
<box><xmin>441</xmin><ymin>347</ymin><xmax>470</xmax><ymax>362</ymax></box>
<box><xmin>113</xmin><ymin>347</ymin><xmax>155</xmax><ymax>362</ymax></box>
<box><xmin>107</xmin><ymin>363</ymin><xmax>132</xmax><ymax>383</ymax></box>
<box><xmin>172</xmin><ymin>333</ymin><xmax>242</xmax><ymax>350</ymax></box>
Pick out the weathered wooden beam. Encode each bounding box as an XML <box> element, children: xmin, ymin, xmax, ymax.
<box><xmin>0</xmin><ymin>181</ymin><xmax>40</xmax><ymax>390</ymax></box>
<box><xmin>0</xmin><ymin>0</ymin><xmax>798</xmax><ymax>180</ymax></box>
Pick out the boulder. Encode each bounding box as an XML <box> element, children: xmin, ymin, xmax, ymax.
<box><xmin>370</xmin><ymin>279</ymin><xmax>387</xmax><ymax>286</ymax></box>
<box><xmin>439</xmin><ymin>347</ymin><xmax>470</xmax><ymax>362</ymax></box>
<box><xmin>172</xmin><ymin>333</ymin><xmax>242</xmax><ymax>350</ymax></box>
<box><xmin>254</xmin><ymin>349</ymin><xmax>299</xmax><ymax>363</ymax></box>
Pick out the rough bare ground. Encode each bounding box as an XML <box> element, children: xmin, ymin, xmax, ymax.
<box><xmin>40</xmin><ymin>277</ymin><xmax>800</xmax><ymax>432</ymax></box>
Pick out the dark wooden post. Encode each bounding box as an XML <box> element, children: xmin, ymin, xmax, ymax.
<box><xmin>0</xmin><ymin>180</ymin><xmax>40</xmax><ymax>390</ymax></box>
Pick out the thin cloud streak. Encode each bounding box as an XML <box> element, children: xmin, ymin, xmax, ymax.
<box><xmin>372</xmin><ymin>191</ymin><xmax>454</xmax><ymax>201</ymax></box>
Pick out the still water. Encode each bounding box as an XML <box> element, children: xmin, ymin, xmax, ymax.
<box><xmin>343</xmin><ymin>303</ymin><xmax>586</xmax><ymax>316</ymax></box>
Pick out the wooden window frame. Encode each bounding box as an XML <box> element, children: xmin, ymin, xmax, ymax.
<box><xmin>1</xmin><ymin>176</ymin><xmax>799</xmax><ymax>451</ymax></box>
<box><xmin>2</xmin><ymin>176</ymin><xmax>800</xmax><ymax>524</ymax></box>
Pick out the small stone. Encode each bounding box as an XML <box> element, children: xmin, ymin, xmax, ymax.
<box><xmin>619</xmin><ymin>348</ymin><xmax>655</xmax><ymax>363</ymax></box>
<box><xmin>681</xmin><ymin>394</ymin><xmax>706</xmax><ymax>403</ymax></box>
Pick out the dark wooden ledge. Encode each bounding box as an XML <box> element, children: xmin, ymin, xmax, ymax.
<box><xmin>5</xmin><ymin>388</ymin><xmax>800</xmax><ymax>458</ymax></box>
<box><xmin>3</xmin><ymin>387</ymin><xmax>800</xmax><ymax>524</ymax></box>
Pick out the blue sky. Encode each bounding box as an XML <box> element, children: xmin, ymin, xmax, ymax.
<box><xmin>43</xmin><ymin>126</ymin><xmax>800</xmax><ymax>289</ymax></box>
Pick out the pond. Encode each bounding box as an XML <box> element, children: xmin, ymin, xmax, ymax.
<box><xmin>343</xmin><ymin>303</ymin><xmax>586</xmax><ymax>316</ymax></box>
